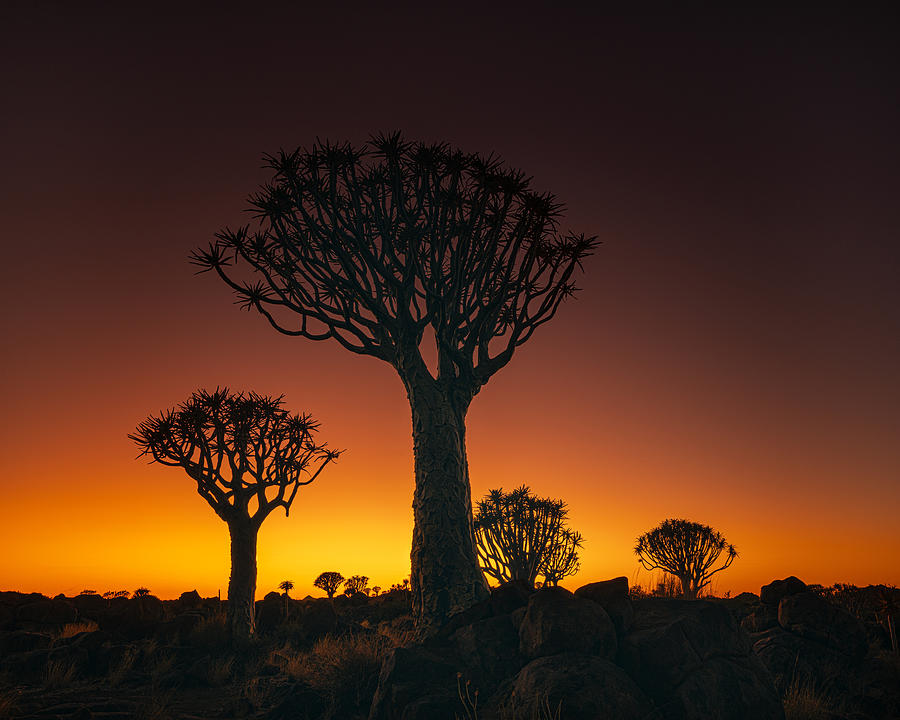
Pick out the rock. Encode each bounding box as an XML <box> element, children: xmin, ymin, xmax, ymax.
<box><xmin>778</xmin><ymin>591</ymin><xmax>868</xmax><ymax>660</ymax></box>
<box><xmin>574</xmin><ymin>577</ymin><xmax>635</xmax><ymax>637</ymax></box>
<box><xmin>398</xmin><ymin>693</ymin><xmax>459</xmax><ymax>720</ymax></box>
<box><xmin>740</xmin><ymin>604</ymin><xmax>779</xmax><ymax>633</ymax></box>
<box><xmin>490</xmin><ymin>581</ymin><xmax>532</xmax><ymax>615</ymax></box>
<box><xmin>176</xmin><ymin>589</ymin><xmax>203</xmax><ymax>611</ymax></box>
<box><xmin>752</xmin><ymin>626</ymin><xmax>854</xmax><ymax>696</ymax></box>
<box><xmin>669</xmin><ymin>655</ymin><xmax>784</xmax><ymax>719</ymax></box>
<box><xmin>0</xmin><ymin>629</ymin><xmax>53</xmax><ymax>653</ymax></box>
<box><xmin>16</xmin><ymin>598</ymin><xmax>78</xmax><ymax>626</ymax></box>
<box><xmin>297</xmin><ymin>599</ymin><xmax>337</xmax><ymax>641</ymax></box>
<box><xmin>451</xmin><ymin>614</ymin><xmax>523</xmax><ymax>694</ymax></box>
<box><xmin>369</xmin><ymin>645</ymin><xmax>459</xmax><ymax>720</ymax></box>
<box><xmin>620</xmin><ymin>598</ymin><xmax>782</xmax><ymax>719</ymax></box>
<box><xmin>98</xmin><ymin>595</ymin><xmax>165</xmax><ymax>639</ymax></box>
<box><xmin>760</xmin><ymin>576</ymin><xmax>807</xmax><ymax>606</ymax></box>
<box><xmin>256</xmin><ymin>594</ymin><xmax>286</xmax><ymax>633</ymax></box>
<box><xmin>72</xmin><ymin>593</ymin><xmax>106</xmax><ymax>620</ymax></box>
<box><xmin>519</xmin><ymin>586</ymin><xmax>617</xmax><ymax>661</ymax></box>
<box><xmin>506</xmin><ymin>653</ymin><xmax>654</xmax><ymax>720</ymax></box>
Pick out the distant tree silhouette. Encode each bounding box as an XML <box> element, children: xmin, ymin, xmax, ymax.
<box><xmin>191</xmin><ymin>134</ymin><xmax>597</xmax><ymax>634</ymax></box>
<box><xmin>133</xmin><ymin>587</ymin><xmax>151</xmax><ymax>598</ymax></box>
<box><xmin>279</xmin><ymin>580</ymin><xmax>294</xmax><ymax>618</ymax></box>
<box><xmin>634</xmin><ymin>519</ymin><xmax>738</xmax><ymax>600</ymax></box>
<box><xmin>344</xmin><ymin>575</ymin><xmax>369</xmax><ymax>596</ymax></box>
<box><xmin>390</xmin><ymin>578</ymin><xmax>410</xmax><ymax>593</ymax></box>
<box><xmin>79</xmin><ymin>589</ymin><xmax>98</xmax><ymax>596</ymax></box>
<box><xmin>371</xmin><ymin>586</ymin><xmax>381</xmax><ymax>597</ymax></box>
<box><xmin>130</xmin><ymin>388</ymin><xmax>340</xmax><ymax>638</ymax></box>
<box><xmin>103</xmin><ymin>590</ymin><xmax>130</xmax><ymax>600</ymax></box>
<box><xmin>314</xmin><ymin>571</ymin><xmax>345</xmax><ymax>600</ymax></box>
<box><xmin>473</xmin><ymin>486</ymin><xmax>583</xmax><ymax>587</ymax></box>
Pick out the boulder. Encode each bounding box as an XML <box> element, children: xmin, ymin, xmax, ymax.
<box><xmin>519</xmin><ymin>586</ymin><xmax>617</xmax><ymax>661</ymax></box>
<box><xmin>574</xmin><ymin>577</ymin><xmax>635</xmax><ymax>637</ymax></box>
<box><xmin>740</xmin><ymin>604</ymin><xmax>779</xmax><ymax>633</ymax></box>
<box><xmin>256</xmin><ymin>594</ymin><xmax>286</xmax><ymax>633</ymax></box>
<box><xmin>506</xmin><ymin>653</ymin><xmax>654</xmax><ymax>720</ymax></box>
<box><xmin>777</xmin><ymin>591</ymin><xmax>868</xmax><ymax>660</ymax></box>
<box><xmin>71</xmin><ymin>593</ymin><xmax>106</xmax><ymax>620</ymax></box>
<box><xmin>16</xmin><ymin>598</ymin><xmax>78</xmax><ymax>626</ymax></box>
<box><xmin>752</xmin><ymin>626</ymin><xmax>854</xmax><ymax>696</ymax></box>
<box><xmin>490</xmin><ymin>581</ymin><xmax>532</xmax><ymax>615</ymax></box>
<box><xmin>175</xmin><ymin>589</ymin><xmax>203</xmax><ymax>611</ymax></box>
<box><xmin>98</xmin><ymin>595</ymin><xmax>165</xmax><ymax>639</ymax></box>
<box><xmin>760</xmin><ymin>576</ymin><xmax>807</xmax><ymax>606</ymax></box>
<box><xmin>620</xmin><ymin>598</ymin><xmax>782</xmax><ymax>719</ymax></box>
<box><xmin>297</xmin><ymin>598</ymin><xmax>338</xmax><ymax>641</ymax></box>
<box><xmin>451</xmin><ymin>614</ymin><xmax>523</xmax><ymax>694</ymax></box>
<box><xmin>368</xmin><ymin>645</ymin><xmax>459</xmax><ymax>720</ymax></box>
<box><xmin>0</xmin><ymin>630</ymin><xmax>53</xmax><ymax>654</ymax></box>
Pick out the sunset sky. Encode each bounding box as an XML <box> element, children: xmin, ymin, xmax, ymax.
<box><xmin>1</xmin><ymin>5</ymin><xmax>898</xmax><ymax>601</ymax></box>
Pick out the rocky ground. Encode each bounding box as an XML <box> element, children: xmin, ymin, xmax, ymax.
<box><xmin>1</xmin><ymin>578</ymin><xmax>898</xmax><ymax>719</ymax></box>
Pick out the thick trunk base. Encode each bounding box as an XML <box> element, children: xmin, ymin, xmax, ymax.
<box><xmin>408</xmin><ymin>382</ymin><xmax>489</xmax><ymax>636</ymax></box>
<box><xmin>227</xmin><ymin>520</ymin><xmax>258</xmax><ymax>639</ymax></box>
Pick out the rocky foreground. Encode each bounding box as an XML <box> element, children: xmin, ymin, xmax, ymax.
<box><xmin>0</xmin><ymin>578</ymin><xmax>898</xmax><ymax>719</ymax></box>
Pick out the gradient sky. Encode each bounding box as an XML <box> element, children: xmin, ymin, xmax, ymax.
<box><xmin>2</xmin><ymin>4</ymin><xmax>898</xmax><ymax>600</ymax></box>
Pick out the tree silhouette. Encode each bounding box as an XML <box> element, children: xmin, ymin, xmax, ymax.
<box><xmin>130</xmin><ymin>388</ymin><xmax>340</xmax><ymax>638</ymax></box>
<box><xmin>279</xmin><ymin>580</ymin><xmax>294</xmax><ymax>618</ymax></box>
<box><xmin>314</xmin><ymin>571</ymin><xmax>345</xmax><ymax>600</ymax></box>
<box><xmin>473</xmin><ymin>486</ymin><xmax>583</xmax><ymax>587</ymax></box>
<box><xmin>133</xmin><ymin>588</ymin><xmax>151</xmax><ymax>598</ymax></box>
<box><xmin>191</xmin><ymin>133</ymin><xmax>597</xmax><ymax>634</ymax></box>
<box><xmin>344</xmin><ymin>575</ymin><xmax>369</xmax><ymax>596</ymax></box>
<box><xmin>634</xmin><ymin>519</ymin><xmax>738</xmax><ymax>599</ymax></box>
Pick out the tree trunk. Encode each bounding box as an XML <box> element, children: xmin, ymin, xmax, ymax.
<box><xmin>681</xmin><ymin>576</ymin><xmax>697</xmax><ymax>600</ymax></box>
<box><xmin>406</xmin><ymin>377</ymin><xmax>490</xmax><ymax>637</ymax></box>
<box><xmin>227</xmin><ymin>518</ymin><xmax>258</xmax><ymax>639</ymax></box>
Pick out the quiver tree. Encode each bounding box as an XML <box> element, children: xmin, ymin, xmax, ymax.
<box><xmin>279</xmin><ymin>580</ymin><xmax>294</xmax><ymax>618</ymax></box>
<box><xmin>634</xmin><ymin>518</ymin><xmax>738</xmax><ymax>600</ymax></box>
<box><xmin>130</xmin><ymin>388</ymin><xmax>340</xmax><ymax>638</ymax></box>
<box><xmin>191</xmin><ymin>133</ymin><xmax>597</xmax><ymax>634</ymax></box>
<box><xmin>314</xmin><ymin>571</ymin><xmax>345</xmax><ymax>600</ymax></box>
<box><xmin>344</xmin><ymin>575</ymin><xmax>370</xmax><ymax>596</ymax></box>
<box><xmin>474</xmin><ymin>486</ymin><xmax>583</xmax><ymax>587</ymax></box>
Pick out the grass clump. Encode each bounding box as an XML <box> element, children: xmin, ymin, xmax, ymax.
<box><xmin>274</xmin><ymin>631</ymin><xmax>392</xmax><ymax>717</ymax></box>
<box><xmin>43</xmin><ymin>658</ymin><xmax>78</xmax><ymax>690</ymax></box>
<box><xmin>783</xmin><ymin>677</ymin><xmax>837</xmax><ymax>720</ymax></box>
<box><xmin>54</xmin><ymin>620</ymin><xmax>99</xmax><ymax>640</ymax></box>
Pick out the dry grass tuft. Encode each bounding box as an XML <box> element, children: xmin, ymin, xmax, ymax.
<box><xmin>43</xmin><ymin>658</ymin><xmax>78</xmax><ymax>690</ymax></box>
<box><xmin>109</xmin><ymin>645</ymin><xmax>138</xmax><ymax>686</ymax></box>
<box><xmin>134</xmin><ymin>690</ymin><xmax>173</xmax><ymax>720</ymax></box>
<box><xmin>188</xmin><ymin>610</ymin><xmax>229</xmax><ymax>649</ymax></box>
<box><xmin>55</xmin><ymin>620</ymin><xmax>99</xmax><ymax>640</ymax></box>
<box><xmin>0</xmin><ymin>688</ymin><xmax>19</xmax><ymax>719</ymax></box>
<box><xmin>783</xmin><ymin>678</ymin><xmax>836</xmax><ymax>720</ymax></box>
<box><xmin>273</xmin><ymin>631</ymin><xmax>392</xmax><ymax>715</ymax></box>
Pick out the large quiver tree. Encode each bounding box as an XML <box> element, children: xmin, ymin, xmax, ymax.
<box><xmin>191</xmin><ymin>134</ymin><xmax>598</xmax><ymax>634</ymax></box>
<box><xmin>130</xmin><ymin>388</ymin><xmax>340</xmax><ymax>638</ymax></box>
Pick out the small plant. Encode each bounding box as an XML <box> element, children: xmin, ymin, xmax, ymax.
<box><xmin>456</xmin><ymin>673</ymin><xmax>479</xmax><ymax>720</ymax></box>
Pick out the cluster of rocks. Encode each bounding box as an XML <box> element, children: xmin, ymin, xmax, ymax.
<box><xmin>743</xmin><ymin>576</ymin><xmax>900</xmax><ymax>719</ymax></box>
<box><xmin>369</xmin><ymin>578</ymin><xmax>785</xmax><ymax>720</ymax></box>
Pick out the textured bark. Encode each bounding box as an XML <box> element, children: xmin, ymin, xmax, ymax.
<box><xmin>680</xmin><ymin>577</ymin><xmax>698</xmax><ymax>600</ymax></box>
<box><xmin>227</xmin><ymin>519</ymin><xmax>259</xmax><ymax>639</ymax></box>
<box><xmin>406</xmin><ymin>374</ymin><xmax>490</xmax><ymax>637</ymax></box>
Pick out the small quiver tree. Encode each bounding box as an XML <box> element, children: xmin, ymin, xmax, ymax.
<box><xmin>634</xmin><ymin>518</ymin><xmax>737</xmax><ymax>600</ymax></box>
<box><xmin>314</xmin><ymin>571</ymin><xmax>345</xmax><ymax>601</ymax></box>
<box><xmin>344</xmin><ymin>575</ymin><xmax>370</xmax><ymax>596</ymax></box>
<box><xmin>130</xmin><ymin>388</ymin><xmax>340</xmax><ymax>639</ymax></box>
<box><xmin>279</xmin><ymin>580</ymin><xmax>294</xmax><ymax>618</ymax></box>
<box><xmin>473</xmin><ymin>486</ymin><xmax>583</xmax><ymax>587</ymax></box>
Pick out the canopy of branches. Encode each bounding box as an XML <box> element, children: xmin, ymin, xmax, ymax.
<box><xmin>474</xmin><ymin>485</ymin><xmax>583</xmax><ymax>587</ymax></box>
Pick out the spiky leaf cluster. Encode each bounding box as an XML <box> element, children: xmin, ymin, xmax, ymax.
<box><xmin>130</xmin><ymin>388</ymin><xmax>340</xmax><ymax>524</ymax></box>
<box><xmin>634</xmin><ymin>518</ymin><xmax>737</xmax><ymax>597</ymax></box>
<box><xmin>474</xmin><ymin>485</ymin><xmax>583</xmax><ymax>586</ymax></box>
<box><xmin>191</xmin><ymin>133</ymin><xmax>598</xmax><ymax>393</ymax></box>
